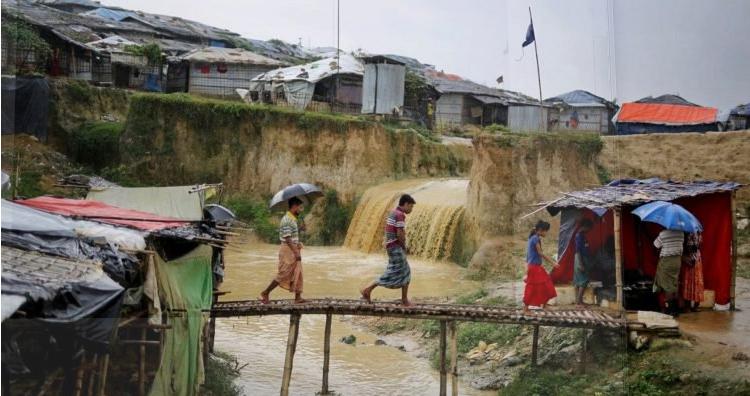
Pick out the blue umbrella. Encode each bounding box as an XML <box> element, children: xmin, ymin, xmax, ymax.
<box><xmin>632</xmin><ymin>201</ymin><xmax>702</xmax><ymax>232</ymax></box>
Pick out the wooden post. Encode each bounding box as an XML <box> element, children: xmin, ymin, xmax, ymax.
<box><xmin>449</xmin><ymin>321</ymin><xmax>458</xmax><ymax>396</ymax></box>
<box><xmin>86</xmin><ymin>354</ymin><xmax>99</xmax><ymax>396</ymax></box>
<box><xmin>613</xmin><ymin>208</ymin><xmax>624</xmax><ymax>311</ymax></box>
<box><xmin>74</xmin><ymin>351</ymin><xmax>86</xmax><ymax>396</ymax></box>
<box><xmin>139</xmin><ymin>328</ymin><xmax>146</xmax><ymax>396</ymax></box>
<box><xmin>531</xmin><ymin>325</ymin><xmax>540</xmax><ymax>366</ymax></box>
<box><xmin>281</xmin><ymin>314</ymin><xmax>301</xmax><ymax>396</ymax></box>
<box><xmin>439</xmin><ymin>320</ymin><xmax>447</xmax><ymax>396</ymax></box>
<box><xmin>729</xmin><ymin>191</ymin><xmax>737</xmax><ymax>311</ymax></box>
<box><xmin>321</xmin><ymin>312</ymin><xmax>332</xmax><ymax>395</ymax></box>
<box><xmin>97</xmin><ymin>354</ymin><xmax>110</xmax><ymax>396</ymax></box>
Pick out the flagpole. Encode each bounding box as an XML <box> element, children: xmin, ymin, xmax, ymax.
<box><xmin>529</xmin><ymin>6</ymin><xmax>545</xmax><ymax>131</ymax></box>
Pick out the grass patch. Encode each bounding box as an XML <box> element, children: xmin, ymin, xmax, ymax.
<box><xmin>456</xmin><ymin>323</ymin><xmax>521</xmax><ymax>353</ymax></box>
<box><xmin>223</xmin><ymin>195</ymin><xmax>277</xmax><ymax>243</ymax></box>
<box><xmin>455</xmin><ymin>288</ymin><xmax>489</xmax><ymax>305</ymax></box>
<box><xmin>596</xmin><ymin>163</ymin><xmax>612</xmax><ymax>184</ymax></box>
<box><xmin>202</xmin><ymin>351</ymin><xmax>244</xmax><ymax>396</ymax></box>
<box><xmin>64</xmin><ymin>79</ymin><xmax>94</xmax><ymax>104</ymax></box>
<box><xmin>483</xmin><ymin>123</ymin><xmax>510</xmax><ymax>134</ymax></box>
<box><xmin>489</xmin><ymin>131</ymin><xmax>604</xmax><ymax>162</ymax></box>
<box><xmin>68</xmin><ymin>121</ymin><xmax>124</xmax><ymax>170</ymax></box>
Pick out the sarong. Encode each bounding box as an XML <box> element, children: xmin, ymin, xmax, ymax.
<box><xmin>573</xmin><ymin>253</ymin><xmax>589</xmax><ymax>287</ymax></box>
<box><xmin>523</xmin><ymin>264</ymin><xmax>557</xmax><ymax>306</ymax></box>
<box><xmin>275</xmin><ymin>243</ymin><xmax>303</xmax><ymax>293</ymax></box>
<box><xmin>376</xmin><ymin>247</ymin><xmax>411</xmax><ymax>289</ymax></box>
<box><xmin>653</xmin><ymin>255</ymin><xmax>680</xmax><ymax>294</ymax></box>
<box><xmin>680</xmin><ymin>256</ymin><xmax>704</xmax><ymax>302</ymax></box>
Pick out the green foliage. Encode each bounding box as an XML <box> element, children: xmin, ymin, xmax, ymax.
<box><xmin>502</xmin><ymin>367</ymin><xmax>614</xmax><ymax>396</ymax></box>
<box><xmin>1</xmin><ymin>17</ymin><xmax>51</xmax><ymax>73</ymax></box>
<box><xmin>308</xmin><ymin>189</ymin><xmax>357</xmax><ymax>246</ymax></box>
<box><xmin>223</xmin><ymin>195</ymin><xmax>277</xmax><ymax>243</ymax></box>
<box><xmin>596</xmin><ymin>163</ymin><xmax>612</xmax><ymax>184</ymax></box>
<box><xmin>456</xmin><ymin>323</ymin><xmax>521</xmax><ymax>353</ymax></box>
<box><xmin>268</xmin><ymin>38</ymin><xmax>285</xmax><ymax>46</ymax></box>
<box><xmin>455</xmin><ymin>288</ymin><xmax>489</xmax><ymax>305</ymax></box>
<box><xmin>404</xmin><ymin>70</ymin><xmax>429</xmax><ymax>107</ymax></box>
<box><xmin>490</xmin><ymin>131</ymin><xmax>604</xmax><ymax>162</ymax></box>
<box><xmin>64</xmin><ymin>79</ymin><xmax>94</xmax><ymax>104</ymax></box>
<box><xmin>483</xmin><ymin>123</ymin><xmax>510</xmax><ymax>134</ymax></box>
<box><xmin>201</xmin><ymin>352</ymin><xmax>243</xmax><ymax>396</ymax></box>
<box><xmin>68</xmin><ymin>121</ymin><xmax>124</xmax><ymax>170</ymax></box>
<box><xmin>8</xmin><ymin>170</ymin><xmax>43</xmax><ymax>198</ymax></box>
<box><xmin>124</xmin><ymin>43</ymin><xmax>163</xmax><ymax>65</ymax></box>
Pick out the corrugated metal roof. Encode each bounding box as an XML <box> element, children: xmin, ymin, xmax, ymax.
<box><xmin>181</xmin><ymin>47</ymin><xmax>287</xmax><ymax>66</ymax></box>
<box><xmin>546</xmin><ymin>178</ymin><xmax>742</xmax><ymax>214</ymax></box>
<box><xmin>545</xmin><ymin>90</ymin><xmax>616</xmax><ymax>109</ymax></box>
<box><xmin>636</xmin><ymin>94</ymin><xmax>700</xmax><ymax>107</ymax></box>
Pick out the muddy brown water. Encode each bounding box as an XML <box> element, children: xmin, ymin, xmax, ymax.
<box><xmin>215</xmin><ymin>242</ymin><xmax>495</xmax><ymax>396</ymax></box>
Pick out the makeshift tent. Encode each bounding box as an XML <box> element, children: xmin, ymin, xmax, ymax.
<box><xmin>16</xmin><ymin>196</ymin><xmax>188</xmax><ymax>231</ymax></box>
<box><xmin>614</xmin><ymin>97</ymin><xmax>718</xmax><ymax>134</ymax></box>
<box><xmin>87</xmin><ymin>186</ymin><xmax>205</xmax><ymax>221</ymax></box>
<box><xmin>544</xmin><ymin>179</ymin><xmax>742</xmax><ymax>309</ymax></box>
<box><xmin>1</xmin><ymin>76</ymin><xmax>50</xmax><ymax>141</ymax></box>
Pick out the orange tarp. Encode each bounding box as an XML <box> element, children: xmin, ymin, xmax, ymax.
<box><xmin>617</xmin><ymin>102</ymin><xmax>717</xmax><ymax>125</ymax></box>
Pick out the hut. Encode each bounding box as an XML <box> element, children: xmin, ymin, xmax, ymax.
<box><xmin>180</xmin><ymin>47</ymin><xmax>287</xmax><ymax>97</ymax></box>
<box><xmin>614</xmin><ymin>95</ymin><xmax>718</xmax><ymax>134</ymax></box>
<box><xmin>545</xmin><ymin>89</ymin><xmax>619</xmax><ymax>134</ymax></box>
<box><xmin>248</xmin><ymin>54</ymin><xmax>364</xmax><ymax>113</ymax></box>
<box><xmin>541</xmin><ymin>179</ymin><xmax>742</xmax><ymax>311</ymax></box>
<box><xmin>360</xmin><ymin>55</ymin><xmax>406</xmax><ymax>115</ymax></box>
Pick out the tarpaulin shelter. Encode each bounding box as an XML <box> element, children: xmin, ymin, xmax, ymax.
<box><xmin>614</xmin><ymin>95</ymin><xmax>718</xmax><ymax>134</ymax></box>
<box><xmin>1</xmin><ymin>76</ymin><xmax>50</xmax><ymax>141</ymax></box>
<box><xmin>87</xmin><ymin>185</ymin><xmax>208</xmax><ymax>221</ymax></box>
<box><xmin>542</xmin><ymin>179</ymin><xmax>742</xmax><ymax>310</ymax></box>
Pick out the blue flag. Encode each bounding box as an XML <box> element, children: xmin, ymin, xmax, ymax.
<box><xmin>522</xmin><ymin>22</ymin><xmax>535</xmax><ymax>47</ymax></box>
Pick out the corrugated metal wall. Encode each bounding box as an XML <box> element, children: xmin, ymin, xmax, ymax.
<box><xmin>436</xmin><ymin>93</ymin><xmax>465</xmax><ymax>127</ymax></box>
<box><xmin>188</xmin><ymin>62</ymin><xmax>276</xmax><ymax>97</ymax></box>
<box><xmin>361</xmin><ymin>63</ymin><xmax>405</xmax><ymax>114</ymax></box>
<box><xmin>557</xmin><ymin>107</ymin><xmax>608</xmax><ymax>133</ymax></box>
<box><xmin>508</xmin><ymin>105</ymin><xmax>550</xmax><ymax>131</ymax></box>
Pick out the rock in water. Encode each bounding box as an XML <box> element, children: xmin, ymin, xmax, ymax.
<box><xmin>340</xmin><ymin>335</ymin><xmax>357</xmax><ymax>345</ymax></box>
<box><xmin>374</xmin><ymin>339</ymin><xmax>387</xmax><ymax>346</ymax></box>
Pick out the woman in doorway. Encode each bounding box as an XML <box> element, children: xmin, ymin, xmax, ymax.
<box><xmin>523</xmin><ymin>220</ymin><xmax>559</xmax><ymax>312</ymax></box>
<box><xmin>680</xmin><ymin>232</ymin><xmax>704</xmax><ymax>311</ymax></box>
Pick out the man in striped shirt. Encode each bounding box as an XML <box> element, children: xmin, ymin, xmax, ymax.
<box><xmin>653</xmin><ymin>228</ymin><xmax>684</xmax><ymax>314</ymax></box>
<box><xmin>260</xmin><ymin>197</ymin><xmax>305</xmax><ymax>304</ymax></box>
<box><xmin>361</xmin><ymin>194</ymin><xmax>416</xmax><ymax>306</ymax></box>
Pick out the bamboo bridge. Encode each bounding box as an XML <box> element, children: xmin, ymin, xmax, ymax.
<box><xmin>211</xmin><ymin>299</ymin><xmax>627</xmax><ymax>396</ymax></box>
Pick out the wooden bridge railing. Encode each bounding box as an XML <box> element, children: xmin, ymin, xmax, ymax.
<box><xmin>211</xmin><ymin>299</ymin><xmax>626</xmax><ymax>396</ymax></box>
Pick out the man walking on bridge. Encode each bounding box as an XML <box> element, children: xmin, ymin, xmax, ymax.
<box><xmin>361</xmin><ymin>194</ymin><xmax>416</xmax><ymax>306</ymax></box>
<box><xmin>260</xmin><ymin>197</ymin><xmax>305</xmax><ymax>304</ymax></box>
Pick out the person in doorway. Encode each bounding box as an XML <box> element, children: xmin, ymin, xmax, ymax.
<box><xmin>426</xmin><ymin>98</ymin><xmax>435</xmax><ymax>131</ymax></box>
<box><xmin>523</xmin><ymin>220</ymin><xmax>558</xmax><ymax>312</ymax></box>
<box><xmin>653</xmin><ymin>228</ymin><xmax>684</xmax><ymax>315</ymax></box>
<box><xmin>574</xmin><ymin>218</ymin><xmax>593</xmax><ymax>307</ymax></box>
<box><xmin>360</xmin><ymin>194</ymin><xmax>416</xmax><ymax>306</ymax></box>
<box><xmin>260</xmin><ymin>197</ymin><xmax>305</xmax><ymax>304</ymax></box>
<box><xmin>680</xmin><ymin>232</ymin><xmax>704</xmax><ymax>312</ymax></box>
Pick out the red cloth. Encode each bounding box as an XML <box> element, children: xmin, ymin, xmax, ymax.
<box><xmin>524</xmin><ymin>264</ymin><xmax>557</xmax><ymax>306</ymax></box>
<box><xmin>16</xmin><ymin>197</ymin><xmax>188</xmax><ymax>231</ymax></box>
<box><xmin>617</xmin><ymin>102</ymin><xmax>717</xmax><ymax>125</ymax></box>
<box><xmin>551</xmin><ymin>209</ymin><xmax>614</xmax><ymax>282</ymax></box>
<box><xmin>680</xmin><ymin>257</ymin><xmax>705</xmax><ymax>302</ymax></box>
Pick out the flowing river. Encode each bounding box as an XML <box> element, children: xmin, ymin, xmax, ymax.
<box><xmin>215</xmin><ymin>243</ymin><xmax>494</xmax><ymax>396</ymax></box>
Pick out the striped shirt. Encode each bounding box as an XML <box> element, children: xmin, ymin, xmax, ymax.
<box><xmin>279</xmin><ymin>211</ymin><xmax>299</xmax><ymax>244</ymax></box>
<box><xmin>384</xmin><ymin>207</ymin><xmax>406</xmax><ymax>250</ymax></box>
<box><xmin>654</xmin><ymin>230</ymin><xmax>684</xmax><ymax>257</ymax></box>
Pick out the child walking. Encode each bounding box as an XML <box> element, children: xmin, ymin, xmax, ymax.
<box><xmin>523</xmin><ymin>220</ymin><xmax>558</xmax><ymax>311</ymax></box>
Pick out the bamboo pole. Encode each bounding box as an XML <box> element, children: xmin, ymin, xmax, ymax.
<box><xmin>531</xmin><ymin>325</ymin><xmax>540</xmax><ymax>366</ymax></box>
<box><xmin>321</xmin><ymin>312</ymin><xmax>332</xmax><ymax>395</ymax></box>
<box><xmin>449</xmin><ymin>321</ymin><xmax>458</xmax><ymax>396</ymax></box>
<box><xmin>74</xmin><ymin>351</ymin><xmax>86</xmax><ymax>396</ymax></box>
<box><xmin>97</xmin><ymin>354</ymin><xmax>109</xmax><ymax>396</ymax></box>
<box><xmin>580</xmin><ymin>329</ymin><xmax>587</xmax><ymax>372</ymax></box>
<box><xmin>439</xmin><ymin>320</ymin><xmax>447</xmax><ymax>396</ymax></box>
<box><xmin>729</xmin><ymin>191</ymin><xmax>737</xmax><ymax>311</ymax></box>
<box><xmin>139</xmin><ymin>328</ymin><xmax>146</xmax><ymax>396</ymax></box>
<box><xmin>87</xmin><ymin>354</ymin><xmax>99</xmax><ymax>396</ymax></box>
<box><xmin>613</xmin><ymin>208</ymin><xmax>624</xmax><ymax>311</ymax></box>
<box><xmin>281</xmin><ymin>314</ymin><xmax>301</xmax><ymax>396</ymax></box>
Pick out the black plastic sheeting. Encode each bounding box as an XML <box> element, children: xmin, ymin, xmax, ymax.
<box><xmin>1</xmin><ymin>231</ymin><xmax>141</xmax><ymax>288</ymax></box>
<box><xmin>1</xmin><ymin>76</ymin><xmax>50</xmax><ymax>141</ymax></box>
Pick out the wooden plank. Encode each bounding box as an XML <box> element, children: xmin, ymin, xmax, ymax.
<box><xmin>613</xmin><ymin>208</ymin><xmax>624</xmax><ymax>311</ymax></box>
<box><xmin>139</xmin><ymin>328</ymin><xmax>146</xmax><ymax>396</ymax></box>
<box><xmin>439</xmin><ymin>320</ymin><xmax>447</xmax><ymax>396</ymax></box>
<box><xmin>450</xmin><ymin>321</ymin><xmax>458</xmax><ymax>396</ymax></box>
<box><xmin>321</xmin><ymin>312</ymin><xmax>332</xmax><ymax>395</ymax></box>
<box><xmin>281</xmin><ymin>314</ymin><xmax>301</xmax><ymax>396</ymax></box>
<box><xmin>531</xmin><ymin>325</ymin><xmax>540</xmax><ymax>366</ymax></box>
<box><xmin>729</xmin><ymin>191</ymin><xmax>738</xmax><ymax>311</ymax></box>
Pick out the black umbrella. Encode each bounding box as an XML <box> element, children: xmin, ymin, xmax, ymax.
<box><xmin>203</xmin><ymin>204</ymin><xmax>237</xmax><ymax>223</ymax></box>
<box><xmin>269</xmin><ymin>183</ymin><xmax>324</xmax><ymax>211</ymax></box>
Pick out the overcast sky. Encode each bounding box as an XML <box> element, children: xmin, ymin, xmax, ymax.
<box><xmin>106</xmin><ymin>0</ymin><xmax>750</xmax><ymax>109</ymax></box>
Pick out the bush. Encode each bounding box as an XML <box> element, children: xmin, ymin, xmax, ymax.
<box><xmin>308</xmin><ymin>189</ymin><xmax>356</xmax><ymax>246</ymax></box>
<box><xmin>68</xmin><ymin>121</ymin><xmax>124</xmax><ymax>170</ymax></box>
<box><xmin>223</xmin><ymin>195</ymin><xmax>277</xmax><ymax>242</ymax></box>
<box><xmin>484</xmin><ymin>123</ymin><xmax>510</xmax><ymax>133</ymax></box>
<box><xmin>65</xmin><ymin>80</ymin><xmax>94</xmax><ymax>104</ymax></box>
<box><xmin>202</xmin><ymin>352</ymin><xmax>243</xmax><ymax>396</ymax></box>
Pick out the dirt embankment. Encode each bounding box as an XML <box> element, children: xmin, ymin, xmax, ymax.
<box><xmin>600</xmin><ymin>131</ymin><xmax>750</xmax><ymax>206</ymax></box>
<box><xmin>119</xmin><ymin>94</ymin><xmax>472</xmax><ymax>201</ymax></box>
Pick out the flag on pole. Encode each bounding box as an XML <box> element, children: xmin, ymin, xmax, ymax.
<box><xmin>522</xmin><ymin>22</ymin><xmax>535</xmax><ymax>47</ymax></box>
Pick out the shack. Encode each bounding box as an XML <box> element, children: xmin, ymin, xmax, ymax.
<box><xmin>542</xmin><ymin>179</ymin><xmax>742</xmax><ymax>311</ymax></box>
<box><xmin>360</xmin><ymin>55</ymin><xmax>406</xmax><ymax>115</ymax></box>
<box><xmin>614</xmin><ymin>94</ymin><xmax>718</xmax><ymax>134</ymax></box>
<box><xmin>248</xmin><ymin>54</ymin><xmax>364</xmax><ymax>113</ymax></box>
<box><xmin>180</xmin><ymin>47</ymin><xmax>287</xmax><ymax>97</ymax></box>
<box><xmin>545</xmin><ymin>89</ymin><xmax>618</xmax><ymax>133</ymax></box>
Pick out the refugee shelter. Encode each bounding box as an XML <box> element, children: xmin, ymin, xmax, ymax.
<box><xmin>360</xmin><ymin>55</ymin><xmax>406</xmax><ymax>115</ymax></box>
<box><xmin>542</xmin><ymin>179</ymin><xmax>742</xmax><ymax>311</ymax></box>
<box><xmin>2</xmin><ymin>191</ymin><xmax>233</xmax><ymax>395</ymax></box>
<box><xmin>180</xmin><ymin>47</ymin><xmax>287</xmax><ymax>97</ymax></box>
<box><xmin>248</xmin><ymin>54</ymin><xmax>364</xmax><ymax>113</ymax></box>
<box><xmin>545</xmin><ymin>89</ymin><xmax>618</xmax><ymax>133</ymax></box>
<box><xmin>614</xmin><ymin>95</ymin><xmax>718</xmax><ymax>134</ymax></box>
<box><xmin>727</xmin><ymin>103</ymin><xmax>750</xmax><ymax>130</ymax></box>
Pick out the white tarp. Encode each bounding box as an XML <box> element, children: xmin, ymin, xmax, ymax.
<box><xmin>87</xmin><ymin>186</ymin><xmax>203</xmax><ymax>221</ymax></box>
<box><xmin>252</xmin><ymin>53</ymin><xmax>363</xmax><ymax>84</ymax></box>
